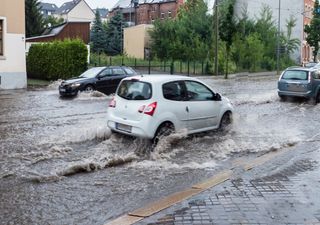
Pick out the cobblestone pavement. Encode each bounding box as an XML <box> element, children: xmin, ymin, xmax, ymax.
<box><xmin>138</xmin><ymin>141</ymin><xmax>320</xmax><ymax>225</ymax></box>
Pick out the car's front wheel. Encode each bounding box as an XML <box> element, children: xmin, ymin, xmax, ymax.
<box><xmin>84</xmin><ymin>84</ymin><xmax>95</xmax><ymax>92</ymax></box>
<box><xmin>219</xmin><ymin>111</ymin><xmax>232</xmax><ymax>130</ymax></box>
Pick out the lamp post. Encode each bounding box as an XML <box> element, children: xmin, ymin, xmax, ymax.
<box><xmin>214</xmin><ymin>0</ymin><xmax>219</xmax><ymax>76</ymax></box>
<box><xmin>277</xmin><ymin>0</ymin><xmax>281</xmax><ymax>75</ymax></box>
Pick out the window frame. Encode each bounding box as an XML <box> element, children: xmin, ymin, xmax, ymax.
<box><xmin>0</xmin><ymin>19</ymin><xmax>4</xmax><ymax>57</ymax></box>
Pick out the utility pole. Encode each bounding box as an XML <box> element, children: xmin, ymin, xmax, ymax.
<box><xmin>277</xmin><ymin>0</ymin><xmax>281</xmax><ymax>75</ymax></box>
<box><xmin>214</xmin><ymin>0</ymin><xmax>219</xmax><ymax>76</ymax></box>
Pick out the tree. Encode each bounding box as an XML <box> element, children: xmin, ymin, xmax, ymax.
<box><xmin>281</xmin><ymin>16</ymin><xmax>300</xmax><ymax>55</ymax></box>
<box><xmin>105</xmin><ymin>11</ymin><xmax>125</xmax><ymax>55</ymax></box>
<box><xmin>219</xmin><ymin>1</ymin><xmax>236</xmax><ymax>78</ymax></box>
<box><xmin>43</xmin><ymin>15</ymin><xmax>64</xmax><ymax>29</ymax></box>
<box><xmin>25</xmin><ymin>0</ymin><xmax>44</xmax><ymax>37</ymax></box>
<box><xmin>304</xmin><ymin>0</ymin><xmax>320</xmax><ymax>62</ymax></box>
<box><xmin>90</xmin><ymin>10</ymin><xmax>108</xmax><ymax>53</ymax></box>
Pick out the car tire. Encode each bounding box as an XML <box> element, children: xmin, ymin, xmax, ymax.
<box><xmin>152</xmin><ymin>122</ymin><xmax>174</xmax><ymax>148</ymax></box>
<box><xmin>219</xmin><ymin>111</ymin><xmax>232</xmax><ymax>130</ymax></box>
<box><xmin>84</xmin><ymin>85</ymin><xmax>95</xmax><ymax>92</ymax></box>
<box><xmin>279</xmin><ymin>95</ymin><xmax>286</xmax><ymax>102</ymax></box>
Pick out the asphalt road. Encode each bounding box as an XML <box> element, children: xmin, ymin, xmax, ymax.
<box><xmin>1</xmin><ymin>75</ymin><xmax>319</xmax><ymax>225</ymax></box>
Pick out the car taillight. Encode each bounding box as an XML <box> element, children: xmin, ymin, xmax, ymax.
<box><xmin>109</xmin><ymin>97</ymin><xmax>116</xmax><ymax>108</ymax></box>
<box><xmin>138</xmin><ymin>102</ymin><xmax>157</xmax><ymax>116</ymax></box>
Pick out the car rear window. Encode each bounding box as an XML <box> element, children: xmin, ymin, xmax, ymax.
<box><xmin>282</xmin><ymin>70</ymin><xmax>308</xmax><ymax>80</ymax></box>
<box><xmin>124</xmin><ymin>68</ymin><xmax>136</xmax><ymax>75</ymax></box>
<box><xmin>117</xmin><ymin>80</ymin><xmax>152</xmax><ymax>100</ymax></box>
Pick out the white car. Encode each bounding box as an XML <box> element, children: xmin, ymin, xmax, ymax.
<box><xmin>106</xmin><ymin>75</ymin><xmax>233</xmax><ymax>141</ymax></box>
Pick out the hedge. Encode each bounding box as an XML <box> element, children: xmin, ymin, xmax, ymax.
<box><xmin>27</xmin><ymin>39</ymin><xmax>88</xmax><ymax>80</ymax></box>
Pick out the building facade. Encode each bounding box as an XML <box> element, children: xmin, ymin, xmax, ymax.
<box><xmin>53</xmin><ymin>0</ymin><xmax>95</xmax><ymax>22</ymax></box>
<box><xmin>0</xmin><ymin>0</ymin><xmax>27</xmax><ymax>89</ymax></box>
<box><xmin>109</xmin><ymin>0</ymin><xmax>184</xmax><ymax>26</ymax></box>
<box><xmin>235</xmin><ymin>0</ymin><xmax>304</xmax><ymax>63</ymax></box>
<box><xmin>302</xmin><ymin>0</ymin><xmax>315</xmax><ymax>63</ymax></box>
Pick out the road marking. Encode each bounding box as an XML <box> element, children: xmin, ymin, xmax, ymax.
<box><xmin>129</xmin><ymin>188</ymin><xmax>203</xmax><ymax>217</ymax></box>
<box><xmin>192</xmin><ymin>170</ymin><xmax>232</xmax><ymax>190</ymax></box>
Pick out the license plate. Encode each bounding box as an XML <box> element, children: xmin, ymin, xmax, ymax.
<box><xmin>116</xmin><ymin>123</ymin><xmax>132</xmax><ymax>133</ymax></box>
<box><xmin>60</xmin><ymin>88</ymin><xmax>66</xmax><ymax>92</ymax></box>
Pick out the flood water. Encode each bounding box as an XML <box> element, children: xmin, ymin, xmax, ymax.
<box><xmin>1</xmin><ymin>75</ymin><xmax>319</xmax><ymax>225</ymax></box>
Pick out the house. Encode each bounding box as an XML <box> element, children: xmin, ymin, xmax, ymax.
<box><xmin>302</xmin><ymin>0</ymin><xmax>315</xmax><ymax>63</ymax></box>
<box><xmin>95</xmin><ymin>8</ymin><xmax>109</xmax><ymax>22</ymax></box>
<box><xmin>39</xmin><ymin>2</ymin><xmax>58</xmax><ymax>18</ymax></box>
<box><xmin>234</xmin><ymin>0</ymin><xmax>304</xmax><ymax>63</ymax></box>
<box><xmin>54</xmin><ymin>0</ymin><xmax>95</xmax><ymax>22</ymax></box>
<box><xmin>0</xmin><ymin>0</ymin><xmax>27</xmax><ymax>89</ymax></box>
<box><xmin>26</xmin><ymin>21</ymin><xmax>90</xmax><ymax>44</ymax></box>
<box><xmin>109</xmin><ymin>0</ymin><xmax>184</xmax><ymax>26</ymax></box>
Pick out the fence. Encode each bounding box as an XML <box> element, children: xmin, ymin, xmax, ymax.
<box><xmin>90</xmin><ymin>54</ymin><xmax>210</xmax><ymax>76</ymax></box>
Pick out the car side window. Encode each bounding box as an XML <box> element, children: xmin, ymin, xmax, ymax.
<box><xmin>124</xmin><ymin>68</ymin><xmax>135</xmax><ymax>75</ymax></box>
<box><xmin>162</xmin><ymin>81</ymin><xmax>186</xmax><ymax>101</ymax></box>
<box><xmin>185</xmin><ymin>81</ymin><xmax>214</xmax><ymax>101</ymax></box>
<box><xmin>113</xmin><ymin>68</ymin><xmax>126</xmax><ymax>76</ymax></box>
<box><xmin>98</xmin><ymin>69</ymin><xmax>112</xmax><ymax>77</ymax></box>
<box><xmin>312</xmin><ymin>71</ymin><xmax>320</xmax><ymax>79</ymax></box>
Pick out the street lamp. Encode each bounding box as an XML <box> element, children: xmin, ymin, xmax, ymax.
<box><xmin>214</xmin><ymin>0</ymin><xmax>219</xmax><ymax>76</ymax></box>
<box><xmin>277</xmin><ymin>0</ymin><xmax>281</xmax><ymax>75</ymax></box>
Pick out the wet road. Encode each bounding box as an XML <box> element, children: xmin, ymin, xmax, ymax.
<box><xmin>1</xmin><ymin>75</ymin><xmax>319</xmax><ymax>225</ymax></box>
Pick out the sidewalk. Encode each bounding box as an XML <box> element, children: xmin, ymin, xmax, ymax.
<box><xmin>136</xmin><ymin>140</ymin><xmax>320</xmax><ymax>225</ymax></box>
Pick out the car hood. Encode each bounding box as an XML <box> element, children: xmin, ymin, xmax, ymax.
<box><xmin>62</xmin><ymin>77</ymin><xmax>90</xmax><ymax>84</ymax></box>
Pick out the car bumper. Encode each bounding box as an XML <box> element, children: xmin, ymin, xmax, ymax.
<box><xmin>59</xmin><ymin>87</ymin><xmax>78</xmax><ymax>96</ymax></box>
<box><xmin>278</xmin><ymin>90</ymin><xmax>312</xmax><ymax>98</ymax></box>
<box><xmin>107</xmin><ymin>113</ymin><xmax>158</xmax><ymax>139</ymax></box>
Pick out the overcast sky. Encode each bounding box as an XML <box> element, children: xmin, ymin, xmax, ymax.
<box><xmin>40</xmin><ymin>0</ymin><xmax>119</xmax><ymax>10</ymax></box>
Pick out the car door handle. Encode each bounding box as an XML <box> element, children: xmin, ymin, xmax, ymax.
<box><xmin>186</xmin><ymin>106</ymin><xmax>189</xmax><ymax>112</ymax></box>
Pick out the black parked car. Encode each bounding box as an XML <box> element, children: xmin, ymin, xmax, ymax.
<box><xmin>59</xmin><ymin>66</ymin><xmax>138</xmax><ymax>96</ymax></box>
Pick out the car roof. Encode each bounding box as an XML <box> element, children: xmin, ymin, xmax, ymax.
<box><xmin>123</xmin><ymin>74</ymin><xmax>200</xmax><ymax>84</ymax></box>
<box><xmin>285</xmin><ymin>66</ymin><xmax>317</xmax><ymax>72</ymax></box>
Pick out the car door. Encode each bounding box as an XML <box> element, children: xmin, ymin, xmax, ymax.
<box><xmin>184</xmin><ymin>80</ymin><xmax>221</xmax><ymax>131</ymax></box>
<box><xmin>110</xmin><ymin>68</ymin><xmax>127</xmax><ymax>93</ymax></box>
<box><xmin>162</xmin><ymin>81</ymin><xmax>189</xmax><ymax>131</ymax></box>
<box><xmin>95</xmin><ymin>68</ymin><xmax>113</xmax><ymax>94</ymax></box>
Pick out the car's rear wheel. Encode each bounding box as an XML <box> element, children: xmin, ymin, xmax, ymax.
<box><xmin>219</xmin><ymin>111</ymin><xmax>232</xmax><ymax>130</ymax></box>
<box><xmin>84</xmin><ymin>84</ymin><xmax>94</xmax><ymax>92</ymax></box>
<box><xmin>152</xmin><ymin>122</ymin><xmax>174</xmax><ymax>147</ymax></box>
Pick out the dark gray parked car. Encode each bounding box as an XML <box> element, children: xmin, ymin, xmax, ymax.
<box><xmin>278</xmin><ymin>66</ymin><xmax>320</xmax><ymax>104</ymax></box>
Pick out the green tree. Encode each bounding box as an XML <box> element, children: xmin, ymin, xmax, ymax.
<box><xmin>43</xmin><ymin>15</ymin><xmax>64</xmax><ymax>29</ymax></box>
<box><xmin>219</xmin><ymin>1</ymin><xmax>236</xmax><ymax>78</ymax></box>
<box><xmin>281</xmin><ymin>16</ymin><xmax>300</xmax><ymax>55</ymax></box>
<box><xmin>25</xmin><ymin>0</ymin><xmax>44</xmax><ymax>37</ymax></box>
<box><xmin>245</xmin><ymin>33</ymin><xmax>264</xmax><ymax>71</ymax></box>
<box><xmin>304</xmin><ymin>0</ymin><xmax>320</xmax><ymax>62</ymax></box>
<box><xmin>106</xmin><ymin>11</ymin><xmax>125</xmax><ymax>55</ymax></box>
<box><xmin>90</xmin><ymin>10</ymin><xmax>108</xmax><ymax>53</ymax></box>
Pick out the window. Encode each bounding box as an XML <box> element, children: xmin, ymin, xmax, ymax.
<box><xmin>282</xmin><ymin>70</ymin><xmax>308</xmax><ymax>80</ymax></box>
<box><xmin>161</xmin><ymin>12</ymin><xmax>165</xmax><ymax>19</ymax></box>
<box><xmin>163</xmin><ymin>81</ymin><xmax>186</xmax><ymax>101</ymax></box>
<box><xmin>168</xmin><ymin>11</ymin><xmax>172</xmax><ymax>18</ymax></box>
<box><xmin>118</xmin><ymin>80</ymin><xmax>152</xmax><ymax>100</ymax></box>
<box><xmin>185</xmin><ymin>81</ymin><xmax>214</xmax><ymax>101</ymax></box>
<box><xmin>0</xmin><ymin>20</ymin><xmax>3</xmax><ymax>56</ymax></box>
<box><xmin>113</xmin><ymin>68</ymin><xmax>126</xmax><ymax>75</ymax></box>
<box><xmin>124</xmin><ymin>68</ymin><xmax>136</xmax><ymax>75</ymax></box>
<box><xmin>98</xmin><ymin>68</ymin><xmax>113</xmax><ymax>77</ymax></box>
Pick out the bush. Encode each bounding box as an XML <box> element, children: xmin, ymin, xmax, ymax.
<box><xmin>27</xmin><ymin>39</ymin><xmax>88</xmax><ymax>80</ymax></box>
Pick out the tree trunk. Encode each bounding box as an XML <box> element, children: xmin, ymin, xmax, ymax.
<box><xmin>225</xmin><ymin>50</ymin><xmax>229</xmax><ymax>79</ymax></box>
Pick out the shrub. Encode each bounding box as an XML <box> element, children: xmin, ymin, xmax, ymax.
<box><xmin>27</xmin><ymin>39</ymin><xmax>88</xmax><ymax>80</ymax></box>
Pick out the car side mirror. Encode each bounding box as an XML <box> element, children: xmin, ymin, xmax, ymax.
<box><xmin>213</xmin><ymin>93</ymin><xmax>221</xmax><ymax>101</ymax></box>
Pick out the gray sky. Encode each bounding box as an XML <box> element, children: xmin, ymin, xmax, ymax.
<box><xmin>40</xmin><ymin>0</ymin><xmax>119</xmax><ymax>10</ymax></box>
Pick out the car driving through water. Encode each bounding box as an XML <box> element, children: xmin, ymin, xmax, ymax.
<box><xmin>106</xmin><ymin>75</ymin><xmax>234</xmax><ymax>142</ymax></box>
<box><xmin>59</xmin><ymin>66</ymin><xmax>138</xmax><ymax>96</ymax></box>
<box><xmin>278</xmin><ymin>66</ymin><xmax>320</xmax><ymax>104</ymax></box>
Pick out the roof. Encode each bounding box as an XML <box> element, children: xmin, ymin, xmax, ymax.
<box><xmin>124</xmin><ymin>74</ymin><xmax>199</xmax><ymax>84</ymax></box>
<box><xmin>112</xmin><ymin>0</ymin><xmax>176</xmax><ymax>10</ymax></box>
<box><xmin>95</xmin><ymin>8</ymin><xmax>109</xmax><ymax>18</ymax></box>
<box><xmin>39</xmin><ymin>2</ymin><xmax>58</xmax><ymax>11</ymax></box>
<box><xmin>55</xmin><ymin>0</ymin><xmax>81</xmax><ymax>14</ymax></box>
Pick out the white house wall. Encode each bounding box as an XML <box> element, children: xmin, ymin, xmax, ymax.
<box><xmin>235</xmin><ymin>0</ymin><xmax>304</xmax><ymax>63</ymax></box>
<box><xmin>67</xmin><ymin>0</ymin><xmax>95</xmax><ymax>22</ymax></box>
<box><xmin>0</xmin><ymin>18</ymin><xmax>27</xmax><ymax>90</ymax></box>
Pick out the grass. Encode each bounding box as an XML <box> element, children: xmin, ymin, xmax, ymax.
<box><xmin>27</xmin><ymin>79</ymin><xmax>50</xmax><ymax>87</ymax></box>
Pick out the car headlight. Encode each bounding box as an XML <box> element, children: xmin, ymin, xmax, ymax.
<box><xmin>71</xmin><ymin>83</ymin><xmax>81</xmax><ymax>88</ymax></box>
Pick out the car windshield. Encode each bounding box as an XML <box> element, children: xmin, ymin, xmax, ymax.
<box><xmin>282</xmin><ymin>70</ymin><xmax>308</xmax><ymax>80</ymax></box>
<box><xmin>79</xmin><ymin>67</ymin><xmax>105</xmax><ymax>78</ymax></box>
<box><xmin>117</xmin><ymin>80</ymin><xmax>152</xmax><ymax>100</ymax></box>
